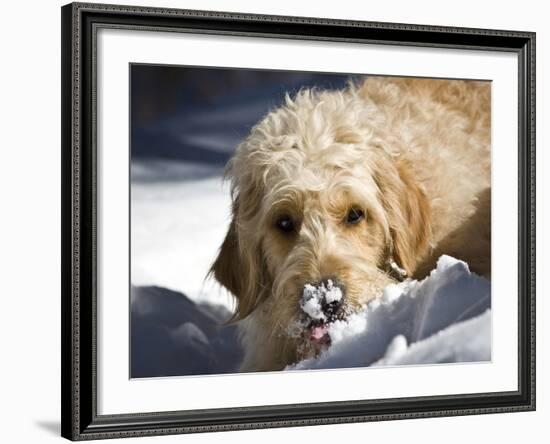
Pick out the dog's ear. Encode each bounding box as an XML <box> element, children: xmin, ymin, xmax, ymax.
<box><xmin>211</xmin><ymin>198</ymin><xmax>268</xmax><ymax>321</ymax></box>
<box><xmin>211</xmin><ymin>217</ymin><xmax>242</xmax><ymax>298</ymax></box>
<box><xmin>376</xmin><ymin>157</ymin><xmax>432</xmax><ymax>276</ymax></box>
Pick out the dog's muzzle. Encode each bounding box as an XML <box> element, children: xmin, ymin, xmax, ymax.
<box><xmin>299</xmin><ymin>278</ymin><xmax>346</xmax><ymax>348</ymax></box>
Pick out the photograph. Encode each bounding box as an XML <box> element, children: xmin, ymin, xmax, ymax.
<box><xmin>130</xmin><ymin>65</ymin><xmax>492</xmax><ymax>378</ymax></box>
<box><xmin>0</xmin><ymin>0</ymin><xmax>544</xmax><ymax>441</ymax></box>
<box><xmin>59</xmin><ymin>2</ymin><xmax>536</xmax><ymax>440</ymax></box>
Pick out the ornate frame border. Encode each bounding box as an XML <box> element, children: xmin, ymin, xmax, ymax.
<box><xmin>61</xmin><ymin>2</ymin><xmax>536</xmax><ymax>440</ymax></box>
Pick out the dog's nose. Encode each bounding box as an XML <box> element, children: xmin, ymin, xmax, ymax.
<box><xmin>300</xmin><ymin>278</ymin><xmax>346</xmax><ymax>322</ymax></box>
<box><xmin>319</xmin><ymin>278</ymin><xmax>345</xmax><ymax>318</ymax></box>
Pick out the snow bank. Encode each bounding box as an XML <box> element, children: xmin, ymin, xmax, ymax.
<box><xmin>288</xmin><ymin>255</ymin><xmax>491</xmax><ymax>371</ymax></box>
<box><xmin>131</xmin><ymin>285</ymin><xmax>243</xmax><ymax>378</ymax></box>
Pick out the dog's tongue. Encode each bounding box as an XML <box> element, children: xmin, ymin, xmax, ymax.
<box><xmin>309</xmin><ymin>323</ymin><xmax>331</xmax><ymax>346</ymax></box>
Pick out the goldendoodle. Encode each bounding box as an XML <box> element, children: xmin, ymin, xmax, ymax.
<box><xmin>212</xmin><ymin>76</ymin><xmax>491</xmax><ymax>372</ymax></box>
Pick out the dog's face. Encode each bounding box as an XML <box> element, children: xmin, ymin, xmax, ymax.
<box><xmin>212</xmin><ymin>88</ymin><xmax>431</xmax><ymax>369</ymax></box>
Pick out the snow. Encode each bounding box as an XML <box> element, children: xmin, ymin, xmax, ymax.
<box><xmin>289</xmin><ymin>256</ymin><xmax>491</xmax><ymax>371</ymax></box>
<box><xmin>301</xmin><ymin>286</ymin><xmax>326</xmax><ymax>321</ymax></box>
<box><xmin>373</xmin><ymin>310</ymin><xmax>491</xmax><ymax>366</ymax></box>
<box><xmin>381</xmin><ymin>282</ymin><xmax>404</xmax><ymax>304</ymax></box>
<box><xmin>131</xmin><ymin>170</ymin><xmax>235</xmax><ymax>311</ymax></box>
<box><xmin>131</xmin><ymin>285</ymin><xmax>243</xmax><ymax>377</ymax></box>
<box><xmin>324</xmin><ymin>281</ymin><xmax>343</xmax><ymax>304</ymax></box>
<box><xmin>300</xmin><ymin>280</ymin><xmax>343</xmax><ymax>321</ymax></box>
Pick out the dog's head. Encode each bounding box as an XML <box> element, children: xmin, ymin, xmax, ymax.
<box><xmin>211</xmin><ymin>87</ymin><xmax>431</xmax><ymax>367</ymax></box>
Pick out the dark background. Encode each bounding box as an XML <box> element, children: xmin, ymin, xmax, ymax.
<box><xmin>131</xmin><ymin>64</ymin><xmax>358</xmax><ymax>179</ymax></box>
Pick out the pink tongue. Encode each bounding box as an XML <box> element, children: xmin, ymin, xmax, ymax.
<box><xmin>310</xmin><ymin>324</ymin><xmax>329</xmax><ymax>342</ymax></box>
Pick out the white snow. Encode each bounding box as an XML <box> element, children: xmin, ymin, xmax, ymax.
<box><xmin>381</xmin><ymin>282</ymin><xmax>404</xmax><ymax>304</ymax></box>
<box><xmin>131</xmin><ymin>172</ymin><xmax>235</xmax><ymax>310</ymax></box>
<box><xmin>300</xmin><ymin>279</ymin><xmax>343</xmax><ymax>321</ymax></box>
<box><xmin>324</xmin><ymin>280</ymin><xmax>343</xmax><ymax>304</ymax></box>
<box><xmin>288</xmin><ymin>255</ymin><xmax>491</xmax><ymax>370</ymax></box>
<box><xmin>378</xmin><ymin>335</ymin><xmax>409</xmax><ymax>363</ymax></box>
<box><xmin>300</xmin><ymin>285</ymin><xmax>326</xmax><ymax>321</ymax></box>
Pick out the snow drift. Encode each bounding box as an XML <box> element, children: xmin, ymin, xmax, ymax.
<box><xmin>131</xmin><ymin>286</ymin><xmax>242</xmax><ymax>378</ymax></box>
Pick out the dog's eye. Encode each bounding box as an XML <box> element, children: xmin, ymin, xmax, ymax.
<box><xmin>276</xmin><ymin>215</ymin><xmax>295</xmax><ymax>233</ymax></box>
<box><xmin>346</xmin><ymin>207</ymin><xmax>365</xmax><ymax>225</ymax></box>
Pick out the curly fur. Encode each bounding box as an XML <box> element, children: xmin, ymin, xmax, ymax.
<box><xmin>211</xmin><ymin>76</ymin><xmax>491</xmax><ymax>372</ymax></box>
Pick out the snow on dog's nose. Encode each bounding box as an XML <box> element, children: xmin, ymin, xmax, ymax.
<box><xmin>300</xmin><ymin>278</ymin><xmax>344</xmax><ymax>321</ymax></box>
<box><xmin>300</xmin><ymin>279</ymin><xmax>344</xmax><ymax>348</ymax></box>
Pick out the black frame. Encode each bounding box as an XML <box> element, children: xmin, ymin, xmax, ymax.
<box><xmin>61</xmin><ymin>2</ymin><xmax>536</xmax><ymax>440</ymax></box>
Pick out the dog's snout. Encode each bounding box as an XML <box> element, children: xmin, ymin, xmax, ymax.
<box><xmin>300</xmin><ymin>277</ymin><xmax>347</xmax><ymax>323</ymax></box>
<box><xmin>319</xmin><ymin>278</ymin><xmax>344</xmax><ymax>316</ymax></box>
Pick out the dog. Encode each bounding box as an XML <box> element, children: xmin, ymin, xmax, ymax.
<box><xmin>211</xmin><ymin>76</ymin><xmax>491</xmax><ymax>372</ymax></box>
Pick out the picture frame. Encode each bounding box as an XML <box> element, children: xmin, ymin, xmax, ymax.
<box><xmin>61</xmin><ymin>2</ymin><xmax>536</xmax><ymax>440</ymax></box>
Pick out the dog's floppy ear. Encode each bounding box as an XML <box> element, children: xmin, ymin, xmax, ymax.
<box><xmin>211</xmin><ymin>217</ymin><xmax>242</xmax><ymax>298</ymax></box>
<box><xmin>376</xmin><ymin>157</ymin><xmax>432</xmax><ymax>276</ymax></box>
<box><xmin>211</xmin><ymin>198</ymin><xmax>268</xmax><ymax>321</ymax></box>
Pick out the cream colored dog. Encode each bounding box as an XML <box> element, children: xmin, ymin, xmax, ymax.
<box><xmin>212</xmin><ymin>76</ymin><xmax>491</xmax><ymax>372</ymax></box>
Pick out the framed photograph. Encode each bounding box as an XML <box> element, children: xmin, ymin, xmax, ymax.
<box><xmin>61</xmin><ymin>2</ymin><xmax>536</xmax><ymax>440</ymax></box>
